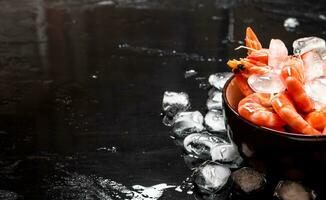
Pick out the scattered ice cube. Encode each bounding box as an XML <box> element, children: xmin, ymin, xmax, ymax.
<box><xmin>305</xmin><ymin>77</ymin><xmax>326</xmax><ymax>109</ymax></box>
<box><xmin>232</xmin><ymin>167</ymin><xmax>266</xmax><ymax>195</ymax></box>
<box><xmin>184</xmin><ymin>69</ymin><xmax>198</xmax><ymax>78</ymax></box>
<box><xmin>207</xmin><ymin>91</ymin><xmax>223</xmax><ymax>110</ymax></box>
<box><xmin>274</xmin><ymin>180</ymin><xmax>316</xmax><ymax>200</ymax></box>
<box><xmin>162</xmin><ymin>91</ymin><xmax>190</xmax><ymax>126</ymax></box>
<box><xmin>172</xmin><ymin>111</ymin><xmax>205</xmax><ymax>138</ymax></box>
<box><xmin>293</xmin><ymin>37</ymin><xmax>326</xmax><ymax>56</ymax></box>
<box><xmin>210</xmin><ymin>143</ymin><xmax>243</xmax><ymax>168</ymax></box>
<box><xmin>204</xmin><ymin>110</ymin><xmax>226</xmax><ymax>132</ymax></box>
<box><xmin>247</xmin><ymin>72</ymin><xmax>285</xmax><ymax>93</ymax></box>
<box><xmin>302</xmin><ymin>52</ymin><xmax>325</xmax><ymax>82</ymax></box>
<box><xmin>183</xmin><ymin>133</ymin><xmax>227</xmax><ymax>159</ymax></box>
<box><xmin>194</xmin><ymin>162</ymin><xmax>231</xmax><ymax>194</ymax></box>
<box><xmin>284</xmin><ymin>18</ymin><xmax>299</xmax><ymax>32</ymax></box>
<box><xmin>183</xmin><ymin>154</ymin><xmax>207</xmax><ymax>170</ymax></box>
<box><xmin>208</xmin><ymin>72</ymin><xmax>233</xmax><ymax>91</ymax></box>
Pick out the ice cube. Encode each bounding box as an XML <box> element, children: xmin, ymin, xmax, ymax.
<box><xmin>184</xmin><ymin>69</ymin><xmax>198</xmax><ymax>78</ymax></box>
<box><xmin>304</xmin><ymin>77</ymin><xmax>326</xmax><ymax>109</ymax></box>
<box><xmin>194</xmin><ymin>162</ymin><xmax>231</xmax><ymax>194</ymax></box>
<box><xmin>206</xmin><ymin>91</ymin><xmax>223</xmax><ymax>110</ymax></box>
<box><xmin>210</xmin><ymin>143</ymin><xmax>243</xmax><ymax>168</ymax></box>
<box><xmin>183</xmin><ymin>133</ymin><xmax>227</xmax><ymax>160</ymax></box>
<box><xmin>274</xmin><ymin>180</ymin><xmax>316</xmax><ymax>200</ymax></box>
<box><xmin>302</xmin><ymin>52</ymin><xmax>325</xmax><ymax>82</ymax></box>
<box><xmin>208</xmin><ymin>72</ymin><xmax>233</xmax><ymax>91</ymax></box>
<box><xmin>172</xmin><ymin>111</ymin><xmax>205</xmax><ymax>138</ymax></box>
<box><xmin>284</xmin><ymin>18</ymin><xmax>299</xmax><ymax>32</ymax></box>
<box><xmin>317</xmin><ymin>48</ymin><xmax>326</xmax><ymax>60</ymax></box>
<box><xmin>247</xmin><ymin>72</ymin><xmax>285</xmax><ymax>93</ymax></box>
<box><xmin>183</xmin><ymin>154</ymin><xmax>207</xmax><ymax>170</ymax></box>
<box><xmin>162</xmin><ymin>91</ymin><xmax>190</xmax><ymax>118</ymax></box>
<box><xmin>293</xmin><ymin>37</ymin><xmax>326</xmax><ymax>56</ymax></box>
<box><xmin>204</xmin><ymin>110</ymin><xmax>226</xmax><ymax>132</ymax></box>
<box><xmin>231</xmin><ymin>167</ymin><xmax>266</xmax><ymax>195</ymax></box>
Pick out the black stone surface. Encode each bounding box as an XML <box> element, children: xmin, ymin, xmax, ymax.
<box><xmin>0</xmin><ymin>0</ymin><xmax>326</xmax><ymax>199</ymax></box>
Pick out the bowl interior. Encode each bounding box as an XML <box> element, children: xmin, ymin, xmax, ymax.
<box><xmin>225</xmin><ymin>77</ymin><xmax>244</xmax><ymax>111</ymax></box>
<box><xmin>223</xmin><ymin>76</ymin><xmax>326</xmax><ymax>140</ymax></box>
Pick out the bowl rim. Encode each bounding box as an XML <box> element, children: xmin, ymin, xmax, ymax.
<box><xmin>222</xmin><ymin>75</ymin><xmax>326</xmax><ymax>139</ymax></box>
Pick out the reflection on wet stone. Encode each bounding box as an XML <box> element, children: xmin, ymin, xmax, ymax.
<box><xmin>231</xmin><ymin>167</ymin><xmax>266</xmax><ymax>197</ymax></box>
<box><xmin>274</xmin><ymin>181</ymin><xmax>316</xmax><ymax>200</ymax></box>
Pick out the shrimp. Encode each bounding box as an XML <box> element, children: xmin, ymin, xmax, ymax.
<box><xmin>238</xmin><ymin>93</ymin><xmax>286</xmax><ymax>128</ymax></box>
<box><xmin>234</xmin><ymin>73</ymin><xmax>254</xmax><ymax>96</ymax></box>
<box><xmin>271</xmin><ymin>92</ymin><xmax>321</xmax><ymax>135</ymax></box>
<box><xmin>305</xmin><ymin>107</ymin><xmax>326</xmax><ymax>131</ymax></box>
<box><xmin>280</xmin><ymin>57</ymin><xmax>304</xmax><ymax>83</ymax></box>
<box><xmin>247</xmin><ymin>48</ymin><xmax>269</xmax><ymax>65</ymax></box>
<box><xmin>227</xmin><ymin>58</ymin><xmax>271</xmax><ymax>78</ymax></box>
<box><xmin>285</xmin><ymin>77</ymin><xmax>315</xmax><ymax>113</ymax></box>
<box><xmin>280</xmin><ymin>57</ymin><xmax>314</xmax><ymax>113</ymax></box>
<box><xmin>245</xmin><ymin>27</ymin><xmax>262</xmax><ymax>54</ymax></box>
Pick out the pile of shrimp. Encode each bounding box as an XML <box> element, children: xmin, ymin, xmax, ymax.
<box><xmin>227</xmin><ymin>27</ymin><xmax>326</xmax><ymax>135</ymax></box>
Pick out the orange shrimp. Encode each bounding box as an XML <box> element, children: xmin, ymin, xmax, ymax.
<box><xmin>271</xmin><ymin>92</ymin><xmax>321</xmax><ymax>135</ymax></box>
<box><xmin>227</xmin><ymin>59</ymin><xmax>271</xmax><ymax>78</ymax></box>
<box><xmin>238</xmin><ymin>93</ymin><xmax>286</xmax><ymax>128</ymax></box>
<box><xmin>234</xmin><ymin>73</ymin><xmax>254</xmax><ymax>96</ymax></box>
<box><xmin>247</xmin><ymin>48</ymin><xmax>269</xmax><ymax>65</ymax></box>
<box><xmin>245</xmin><ymin>27</ymin><xmax>262</xmax><ymax>54</ymax></box>
<box><xmin>280</xmin><ymin>57</ymin><xmax>304</xmax><ymax>83</ymax></box>
<box><xmin>305</xmin><ymin>107</ymin><xmax>326</xmax><ymax>131</ymax></box>
<box><xmin>279</xmin><ymin>57</ymin><xmax>314</xmax><ymax>113</ymax></box>
<box><xmin>285</xmin><ymin>77</ymin><xmax>314</xmax><ymax>113</ymax></box>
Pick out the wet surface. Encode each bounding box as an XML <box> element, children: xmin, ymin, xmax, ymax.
<box><xmin>0</xmin><ymin>0</ymin><xmax>326</xmax><ymax>199</ymax></box>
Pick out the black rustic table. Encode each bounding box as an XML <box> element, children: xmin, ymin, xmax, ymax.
<box><xmin>0</xmin><ymin>0</ymin><xmax>326</xmax><ymax>199</ymax></box>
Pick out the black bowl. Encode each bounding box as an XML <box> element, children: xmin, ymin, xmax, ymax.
<box><xmin>222</xmin><ymin>76</ymin><xmax>326</xmax><ymax>178</ymax></box>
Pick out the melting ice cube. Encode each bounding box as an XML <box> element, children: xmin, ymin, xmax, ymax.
<box><xmin>204</xmin><ymin>110</ymin><xmax>226</xmax><ymax>132</ymax></box>
<box><xmin>172</xmin><ymin>111</ymin><xmax>205</xmax><ymax>138</ymax></box>
<box><xmin>302</xmin><ymin>52</ymin><xmax>325</xmax><ymax>82</ymax></box>
<box><xmin>208</xmin><ymin>72</ymin><xmax>233</xmax><ymax>91</ymax></box>
<box><xmin>247</xmin><ymin>72</ymin><xmax>285</xmax><ymax>93</ymax></box>
<box><xmin>162</xmin><ymin>91</ymin><xmax>190</xmax><ymax>117</ymax></box>
<box><xmin>274</xmin><ymin>180</ymin><xmax>316</xmax><ymax>200</ymax></box>
<box><xmin>231</xmin><ymin>167</ymin><xmax>266</xmax><ymax>195</ymax></box>
<box><xmin>293</xmin><ymin>37</ymin><xmax>326</xmax><ymax>56</ymax></box>
<box><xmin>194</xmin><ymin>162</ymin><xmax>231</xmax><ymax>194</ymax></box>
<box><xmin>183</xmin><ymin>154</ymin><xmax>207</xmax><ymax>170</ymax></box>
<box><xmin>210</xmin><ymin>143</ymin><xmax>243</xmax><ymax>168</ymax></box>
<box><xmin>304</xmin><ymin>77</ymin><xmax>326</xmax><ymax>110</ymax></box>
<box><xmin>207</xmin><ymin>91</ymin><xmax>223</xmax><ymax>110</ymax></box>
<box><xmin>162</xmin><ymin>91</ymin><xmax>190</xmax><ymax>126</ymax></box>
<box><xmin>283</xmin><ymin>18</ymin><xmax>299</xmax><ymax>32</ymax></box>
<box><xmin>183</xmin><ymin>133</ymin><xmax>227</xmax><ymax>159</ymax></box>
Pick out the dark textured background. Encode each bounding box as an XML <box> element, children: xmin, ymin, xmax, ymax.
<box><xmin>0</xmin><ymin>0</ymin><xmax>326</xmax><ymax>199</ymax></box>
